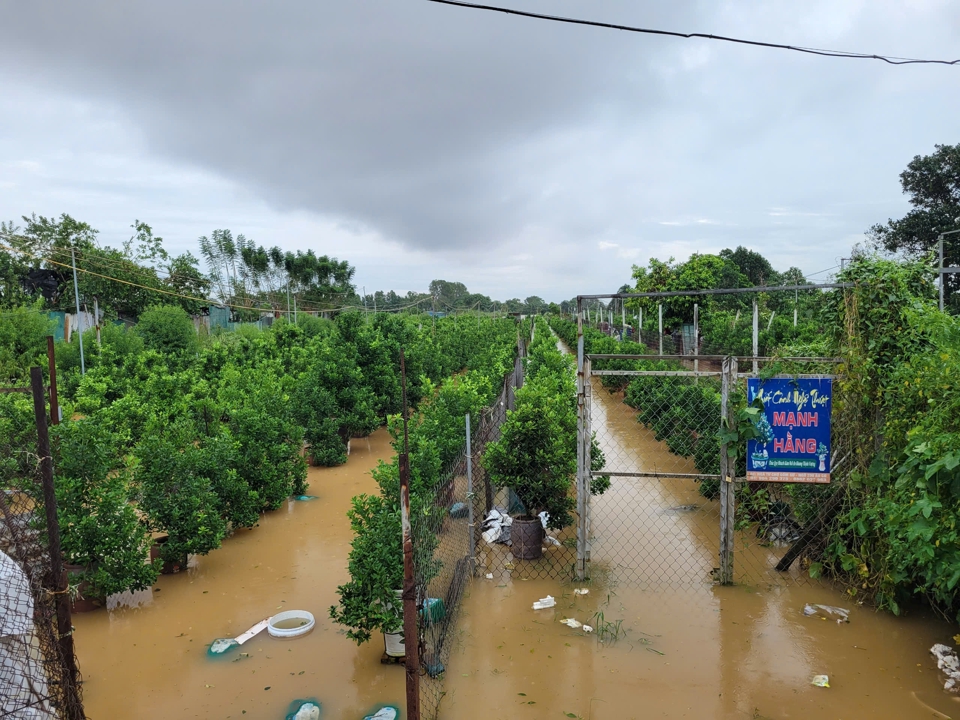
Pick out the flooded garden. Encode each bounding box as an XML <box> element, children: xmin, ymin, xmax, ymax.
<box><xmin>71</xmin><ymin>376</ymin><xmax>960</xmax><ymax>720</ymax></box>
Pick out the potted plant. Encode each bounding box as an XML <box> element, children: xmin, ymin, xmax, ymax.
<box><xmin>483</xmin><ymin>322</ymin><xmax>610</xmax><ymax>560</ymax></box>
<box><xmin>52</xmin><ymin>419</ymin><xmax>159</xmax><ymax>608</ymax></box>
<box><xmin>329</xmin><ymin>494</ymin><xmax>406</xmax><ymax>655</ymax></box>
<box><xmin>483</xmin><ymin>382</ymin><xmax>576</xmax><ymax>560</ymax></box>
<box><xmin>135</xmin><ymin>432</ymin><xmax>227</xmax><ymax>573</ymax></box>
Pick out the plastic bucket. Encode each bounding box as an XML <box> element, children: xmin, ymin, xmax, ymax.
<box><xmin>267</xmin><ymin>610</ymin><xmax>316</xmax><ymax>638</ymax></box>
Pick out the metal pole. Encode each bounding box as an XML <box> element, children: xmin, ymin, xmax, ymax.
<box><xmin>940</xmin><ymin>234</ymin><xmax>945</xmax><ymax>311</ymax></box>
<box><xmin>621</xmin><ymin>303</ymin><xmax>625</xmax><ymax>339</ymax></box>
<box><xmin>693</xmin><ymin>303</ymin><xmax>699</xmax><ymax>378</ymax></box>
<box><xmin>287</xmin><ymin>281</ymin><xmax>291</xmax><ymax>319</ymax></box>
<box><xmin>31</xmin><ymin>367</ymin><xmax>83</xmax><ymax>719</ymax></box>
<box><xmin>583</xmin><ymin>357</ymin><xmax>592</xmax><ymax>565</ymax></box>
<box><xmin>658</xmin><ymin>303</ymin><xmax>663</xmax><ymax>356</ymax></box>
<box><xmin>575</xmin><ymin>297</ymin><xmax>586</xmax><ymax>581</ymax></box>
<box><xmin>465</xmin><ymin>413</ymin><xmax>475</xmax><ymax>576</ymax></box>
<box><xmin>752</xmin><ymin>300</ymin><xmax>758</xmax><ymax>375</ymax></box>
<box><xmin>46</xmin><ymin>336</ymin><xmax>60</xmax><ymax>425</ymax></box>
<box><xmin>767</xmin><ymin>311</ymin><xmax>776</xmax><ymax>331</ymax></box>
<box><xmin>93</xmin><ymin>297</ymin><xmax>101</xmax><ymax>347</ymax></box>
<box><xmin>70</xmin><ymin>247</ymin><xmax>85</xmax><ymax>375</ymax></box>
<box><xmin>398</xmin><ymin>350</ymin><xmax>420</xmax><ymax>720</ymax></box>
<box><xmin>294</xmin><ymin>292</ymin><xmax>297</xmax><ymax>324</ymax></box>
<box><xmin>363</xmin><ymin>285</ymin><xmax>368</xmax><ymax>322</ymax></box>
<box><xmin>718</xmin><ymin>357</ymin><xmax>737</xmax><ymax>585</ymax></box>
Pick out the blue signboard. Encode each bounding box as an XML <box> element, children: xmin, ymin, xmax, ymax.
<box><xmin>746</xmin><ymin>377</ymin><xmax>832</xmax><ymax>484</ymax></box>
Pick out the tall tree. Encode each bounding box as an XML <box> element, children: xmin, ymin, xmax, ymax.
<box><xmin>870</xmin><ymin>143</ymin><xmax>960</xmax><ymax>302</ymax></box>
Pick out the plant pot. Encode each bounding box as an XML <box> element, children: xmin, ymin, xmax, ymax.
<box><xmin>64</xmin><ymin>563</ymin><xmax>99</xmax><ymax>613</ymax></box>
<box><xmin>383</xmin><ymin>630</ymin><xmax>406</xmax><ymax>658</ymax></box>
<box><xmin>750</xmin><ymin>451</ymin><xmax>768</xmax><ymax>470</ymax></box>
<box><xmin>512</xmin><ymin>517</ymin><xmax>544</xmax><ymax>560</ymax></box>
<box><xmin>150</xmin><ymin>536</ymin><xmax>184</xmax><ymax>575</ymax></box>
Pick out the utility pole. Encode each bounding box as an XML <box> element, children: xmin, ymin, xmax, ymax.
<box><xmin>70</xmin><ymin>247</ymin><xmax>85</xmax><ymax>375</ymax></box>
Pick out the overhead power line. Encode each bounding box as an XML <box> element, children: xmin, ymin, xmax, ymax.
<box><xmin>0</xmin><ymin>242</ymin><xmax>360</xmax><ymax>316</ymax></box>
<box><xmin>426</xmin><ymin>0</ymin><xmax>960</xmax><ymax>66</ymax></box>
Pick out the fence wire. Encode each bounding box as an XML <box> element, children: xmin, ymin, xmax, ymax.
<box><xmin>412</xmin><ymin>366</ymin><xmax>512</xmax><ymax>720</ymax></box>
<box><xmin>1</xmin><ymin>390</ymin><xmax>84</xmax><ymax>720</ymax></box>
<box><xmin>584</xmin><ymin>355</ymin><xmax>847</xmax><ymax>591</ymax></box>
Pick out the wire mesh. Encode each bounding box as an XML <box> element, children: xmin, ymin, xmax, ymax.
<box><xmin>585</xmin><ymin>357</ymin><xmax>848</xmax><ymax>591</ymax></box>
<box><xmin>413</xmin><ymin>369</ymin><xmax>514</xmax><ymax>720</ymax></box>
<box><xmin>1</xmin><ymin>391</ymin><xmax>84</xmax><ymax>720</ymax></box>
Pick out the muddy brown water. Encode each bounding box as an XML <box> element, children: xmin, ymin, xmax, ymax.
<box><xmin>73</xmin><ymin>429</ymin><xmax>403</xmax><ymax>720</ymax></box>
<box><xmin>75</xmin><ymin>381</ymin><xmax>960</xmax><ymax>719</ymax></box>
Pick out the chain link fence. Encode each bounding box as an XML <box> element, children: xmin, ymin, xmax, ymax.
<box><xmin>412</xmin><ymin>361</ymin><xmax>513</xmax><ymax>720</ymax></box>
<box><xmin>575</xmin><ymin>287</ymin><xmax>853</xmax><ymax>592</ymax></box>
<box><xmin>1</xmin><ymin>375</ymin><xmax>84</xmax><ymax>720</ymax></box>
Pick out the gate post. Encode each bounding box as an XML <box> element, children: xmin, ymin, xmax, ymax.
<box><xmin>719</xmin><ymin>356</ymin><xmax>737</xmax><ymax>585</ymax></box>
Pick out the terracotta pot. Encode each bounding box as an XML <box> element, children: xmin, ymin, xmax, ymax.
<box><xmin>512</xmin><ymin>517</ymin><xmax>544</xmax><ymax>560</ymax></box>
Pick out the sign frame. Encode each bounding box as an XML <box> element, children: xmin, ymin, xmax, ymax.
<box><xmin>745</xmin><ymin>376</ymin><xmax>832</xmax><ymax>484</ymax></box>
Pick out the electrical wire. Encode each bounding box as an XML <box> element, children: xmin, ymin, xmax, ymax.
<box><xmin>426</xmin><ymin>0</ymin><xmax>960</xmax><ymax>66</ymax></box>
<box><xmin>0</xmin><ymin>242</ymin><xmax>362</xmax><ymax>316</ymax></box>
<box><xmin>806</xmin><ymin>264</ymin><xmax>841</xmax><ymax>278</ymax></box>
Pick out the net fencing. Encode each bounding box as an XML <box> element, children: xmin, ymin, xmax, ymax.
<box><xmin>1</xmin><ymin>383</ymin><xmax>84</xmax><ymax>720</ymax></box>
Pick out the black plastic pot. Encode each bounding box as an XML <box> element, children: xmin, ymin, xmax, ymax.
<box><xmin>512</xmin><ymin>517</ymin><xmax>543</xmax><ymax>560</ymax></box>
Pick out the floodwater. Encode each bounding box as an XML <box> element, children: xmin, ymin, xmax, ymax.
<box><xmin>73</xmin><ymin>376</ymin><xmax>960</xmax><ymax>720</ymax></box>
<box><xmin>72</xmin><ymin>429</ymin><xmax>404</xmax><ymax>720</ymax></box>
<box><xmin>441</xmin><ymin>375</ymin><xmax>960</xmax><ymax>720</ymax></box>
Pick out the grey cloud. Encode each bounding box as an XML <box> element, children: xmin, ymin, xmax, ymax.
<box><xmin>0</xmin><ymin>0</ymin><xmax>958</xmax><ymax>296</ymax></box>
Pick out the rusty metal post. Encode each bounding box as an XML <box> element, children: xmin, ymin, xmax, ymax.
<box><xmin>718</xmin><ymin>357</ymin><xmax>737</xmax><ymax>585</ymax></box>
<box><xmin>46</xmin><ymin>336</ymin><xmax>60</xmax><ymax>425</ymax></box>
<box><xmin>398</xmin><ymin>350</ymin><xmax>421</xmax><ymax>720</ymax></box>
<box><xmin>30</xmin><ymin>367</ymin><xmax>83</xmax><ymax>718</ymax></box>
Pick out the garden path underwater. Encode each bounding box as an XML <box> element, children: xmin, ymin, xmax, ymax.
<box><xmin>441</xmin><ymin>373</ymin><xmax>960</xmax><ymax>720</ymax></box>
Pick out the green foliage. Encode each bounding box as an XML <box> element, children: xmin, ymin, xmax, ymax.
<box><xmin>483</xmin><ymin>319</ymin><xmax>606</xmax><ymax>529</ymax></box>
<box><xmin>328</xmin><ymin>494</ymin><xmax>403</xmax><ymax>644</ymax></box>
<box><xmin>52</xmin><ymin>419</ymin><xmax>158</xmax><ymax>600</ymax></box>
<box><xmin>0</xmin><ymin>393</ymin><xmax>39</xmax><ymax>493</ymax></box>
<box><xmin>331</xmin><ymin>316</ymin><xmax>517</xmax><ymax>643</ymax></box>
<box><xmin>218</xmin><ymin>364</ymin><xmax>308</xmax><ymax>507</ymax></box>
<box><xmin>135</xmin><ymin>430</ymin><xmax>228</xmax><ymax>566</ymax></box>
<box><xmin>295</xmin><ymin>340</ymin><xmax>378</xmax><ymax>467</ymax></box>
<box><xmin>136</xmin><ymin>304</ymin><xmax>198</xmax><ymax>357</ymax></box>
<box><xmin>869</xmin><ymin>143</ymin><xmax>960</xmax><ymax>303</ymax></box>
<box><xmin>0</xmin><ymin>303</ymin><xmax>53</xmax><ymax>383</ymax></box>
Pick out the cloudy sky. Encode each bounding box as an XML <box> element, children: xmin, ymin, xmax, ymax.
<box><xmin>0</xmin><ymin>1</ymin><xmax>957</xmax><ymax>302</ymax></box>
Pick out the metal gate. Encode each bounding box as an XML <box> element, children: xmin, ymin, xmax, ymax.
<box><xmin>573</xmin><ymin>288</ymin><xmax>850</xmax><ymax>589</ymax></box>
